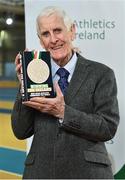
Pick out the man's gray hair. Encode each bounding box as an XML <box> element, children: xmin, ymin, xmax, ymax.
<box><xmin>36</xmin><ymin>6</ymin><xmax>73</xmax><ymax>37</ymax></box>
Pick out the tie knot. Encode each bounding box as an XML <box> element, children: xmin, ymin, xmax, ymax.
<box><xmin>56</xmin><ymin>68</ymin><xmax>69</xmax><ymax>78</ymax></box>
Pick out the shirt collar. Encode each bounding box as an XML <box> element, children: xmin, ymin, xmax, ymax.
<box><xmin>51</xmin><ymin>52</ymin><xmax>77</xmax><ymax>79</ymax></box>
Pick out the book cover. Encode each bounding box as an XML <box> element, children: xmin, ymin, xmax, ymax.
<box><xmin>20</xmin><ymin>51</ymin><xmax>55</xmax><ymax>101</ymax></box>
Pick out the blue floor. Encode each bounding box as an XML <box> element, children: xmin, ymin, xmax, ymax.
<box><xmin>0</xmin><ymin>109</ymin><xmax>12</xmax><ymax>114</ymax></box>
<box><xmin>0</xmin><ymin>147</ymin><xmax>26</xmax><ymax>175</ymax></box>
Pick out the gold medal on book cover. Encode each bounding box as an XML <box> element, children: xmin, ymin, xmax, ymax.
<box><xmin>20</xmin><ymin>51</ymin><xmax>55</xmax><ymax>101</ymax></box>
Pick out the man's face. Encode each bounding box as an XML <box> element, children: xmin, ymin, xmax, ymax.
<box><xmin>38</xmin><ymin>13</ymin><xmax>75</xmax><ymax>65</ymax></box>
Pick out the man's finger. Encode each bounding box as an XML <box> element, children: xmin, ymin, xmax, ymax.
<box><xmin>15</xmin><ymin>53</ymin><xmax>21</xmax><ymax>65</ymax></box>
<box><xmin>30</xmin><ymin>97</ymin><xmax>46</xmax><ymax>103</ymax></box>
<box><xmin>54</xmin><ymin>82</ymin><xmax>63</xmax><ymax>97</ymax></box>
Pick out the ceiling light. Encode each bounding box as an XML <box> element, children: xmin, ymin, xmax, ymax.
<box><xmin>6</xmin><ymin>17</ymin><xmax>13</xmax><ymax>25</ymax></box>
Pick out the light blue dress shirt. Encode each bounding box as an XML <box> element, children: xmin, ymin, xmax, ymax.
<box><xmin>51</xmin><ymin>52</ymin><xmax>77</xmax><ymax>85</ymax></box>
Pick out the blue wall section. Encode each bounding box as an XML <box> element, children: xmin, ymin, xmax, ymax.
<box><xmin>0</xmin><ymin>88</ymin><xmax>18</xmax><ymax>101</ymax></box>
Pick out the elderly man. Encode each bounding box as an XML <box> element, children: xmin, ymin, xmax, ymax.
<box><xmin>11</xmin><ymin>6</ymin><xmax>119</xmax><ymax>179</ymax></box>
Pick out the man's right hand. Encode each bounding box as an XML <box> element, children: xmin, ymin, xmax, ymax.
<box><xmin>15</xmin><ymin>53</ymin><xmax>22</xmax><ymax>83</ymax></box>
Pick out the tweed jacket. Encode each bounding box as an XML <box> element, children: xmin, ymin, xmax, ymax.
<box><xmin>11</xmin><ymin>54</ymin><xmax>119</xmax><ymax>179</ymax></box>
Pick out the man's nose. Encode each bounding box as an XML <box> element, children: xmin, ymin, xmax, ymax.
<box><xmin>50</xmin><ymin>33</ymin><xmax>58</xmax><ymax>43</ymax></box>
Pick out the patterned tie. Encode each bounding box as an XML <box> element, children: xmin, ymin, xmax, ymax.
<box><xmin>56</xmin><ymin>68</ymin><xmax>70</xmax><ymax>94</ymax></box>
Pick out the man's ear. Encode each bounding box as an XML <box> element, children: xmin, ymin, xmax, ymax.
<box><xmin>70</xmin><ymin>24</ymin><xmax>76</xmax><ymax>41</ymax></box>
<box><xmin>40</xmin><ymin>39</ymin><xmax>45</xmax><ymax>49</ymax></box>
<box><xmin>37</xmin><ymin>33</ymin><xmax>45</xmax><ymax>49</ymax></box>
<box><xmin>37</xmin><ymin>33</ymin><xmax>40</xmax><ymax>39</ymax></box>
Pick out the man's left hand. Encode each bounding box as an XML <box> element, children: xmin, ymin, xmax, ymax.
<box><xmin>22</xmin><ymin>82</ymin><xmax>65</xmax><ymax>119</ymax></box>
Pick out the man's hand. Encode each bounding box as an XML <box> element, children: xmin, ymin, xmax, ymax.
<box><xmin>15</xmin><ymin>49</ymin><xmax>29</xmax><ymax>83</ymax></box>
<box><xmin>22</xmin><ymin>82</ymin><xmax>65</xmax><ymax>119</ymax></box>
<box><xmin>15</xmin><ymin>53</ymin><xmax>22</xmax><ymax>83</ymax></box>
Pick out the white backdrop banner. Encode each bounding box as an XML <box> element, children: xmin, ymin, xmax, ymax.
<box><xmin>24</xmin><ymin>0</ymin><xmax>125</xmax><ymax>176</ymax></box>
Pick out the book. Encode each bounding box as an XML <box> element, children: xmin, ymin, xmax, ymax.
<box><xmin>20</xmin><ymin>51</ymin><xmax>55</xmax><ymax>101</ymax></box>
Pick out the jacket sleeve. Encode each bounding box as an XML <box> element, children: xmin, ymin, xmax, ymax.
<box><xmin>61</xmin><ymin>69</ymin><xmax>120</xmax><ymax>142</ymax></box>
<box><xmin>11</xmin><ymin>91</ymin><xmax>35</xmax><ymax>139</ymax></box>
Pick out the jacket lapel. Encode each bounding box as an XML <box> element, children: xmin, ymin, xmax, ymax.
<box><xmin>65</xmin><ymin>54</ymin><xmax>90</xmax><ymax>104</ymax></box>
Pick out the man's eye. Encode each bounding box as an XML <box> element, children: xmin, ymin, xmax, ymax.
<box><xmin>41</xmin><ymin>32</ymin><xmax>49</xmax><ymax>37</ymax></box>
<box><xmin>54</xmin><ymin>28</ymin><xmax>62</xmax><ymax>34</ymax></box>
